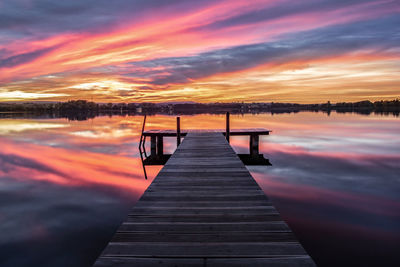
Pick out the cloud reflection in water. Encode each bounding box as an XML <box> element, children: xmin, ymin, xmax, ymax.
<box><xmin>0</xmin><ymin>112</ymin><xmax>399</xmax><ymax>266</ymax></box>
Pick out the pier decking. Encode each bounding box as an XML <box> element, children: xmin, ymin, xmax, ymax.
<box><xmin>141</xmin><ymin>128</ymin><xmax>271</xmax><ymax>166</ymax></box>
<box><xmin>94</xmin><ymin>132</ymin><xmax>315</xmax><ymax>266</ymax></box>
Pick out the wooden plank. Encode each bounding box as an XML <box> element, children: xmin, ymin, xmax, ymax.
<box><xmin>138</xmin><ymin>195</ymin><xmax>269</xmax><ymax>202</ymax></box>
<box><xmin>160</xmin><ymin>168</ymin><xmax>248</xmax><ymax>172</ymax></box>
<box><xmin>155</xmin><ymin>171</ymin><xmax>254</xmax><ymax>178</ymax></box>
<box><xmin>94</xmin><ymin>257</ymin><xmax>203</xmax><ymax>267</ymax></box>
<box><xmin>140</xmin><ymin>192</ymin><xmax>266</xmax><ymax>198</ymax></box>
<box><xmin>93</xmin><ymin>132</ymin><xmax>314</xmax><ymax>266</ymax></box>
<box><xmin>128</xmin><ymin>207</ymin><xmax>278</xmax><ymax>215</ymax></box>
<box><xmin>110</xmin><ymin>232</ymin><xmax>297</xmax><ymax>242</ymax></box>
<box><xmin>143</xmin><ymin>128</ymin><xmax>271</xmax><ymax>137</ymax></box>
<box><xmin>207</xmin><ymin>256</ymin><xmax>316</xmax><ymax>267</ymax></box>
<box><xmin>94</xmin><ymin>256</ymin><xmax>315</xmax><ymax>267</ymax></box>
<box><xmin>162</xmin><ymin>163</ymin><xmax>246</xmax><ymax>168</ymax></box>
<box><xmin>99</xmin><ymin>242</ymin><xmax>309</xmax><ymax>257</ymax></box>
<box><xmin>146</xmin><ymin>188</ymin><xmax>261</xmax><ymax>192</ymax></box>
<box><xmin>133</xmin><ymin>201</ymin><xmax>272</xmax><ymax>208</ymax></box>
<box><xmin>125</xmin><ymin>214</ymin><xmax>282</xmax><ymax>223</ymax></box>
<box><xmin>118</xmin><ymin>222</ymin><xmax>291</xmax><ymax>232</ymax></box>
<box><xmin>148</xmin><ymin>182</ymin><xmax>260</xmax><ymax>187</ymax></box>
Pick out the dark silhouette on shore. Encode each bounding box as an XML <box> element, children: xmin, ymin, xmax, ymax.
<box><xmin>0</xmin><ymin>99</ymin><xmax>399</xmax><ymax>120</ymax></box>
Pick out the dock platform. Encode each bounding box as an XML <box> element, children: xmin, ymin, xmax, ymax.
<box><xmin>94</xmin><ymin>132</ymin><xmax>315</xmax><ymax>266</ymax></box>
<box><xmin>141</xmin><ymin>128</ymin><xmax>271</xmax><ymax>166</ymax></box>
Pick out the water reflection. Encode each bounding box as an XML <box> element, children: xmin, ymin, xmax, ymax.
<box><xmin>227</xmin><ymin>113</ymin><xmax>400</xmax><ymax>266</ymax></box>
<box><xmin>0</xmin><ymin>116</ymin><xmax>160</xmax><ymax>267</ymax></box>
<box><xmin>0</xmin><ymin>112</ymin><xmax>399</xmax><ymax>266</ymax></box>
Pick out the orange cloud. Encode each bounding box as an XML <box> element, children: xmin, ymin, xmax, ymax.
<box><xmin>0</xmin><ymin>0</ymin><xmax>399</xmax><ymax>102</ymax></box>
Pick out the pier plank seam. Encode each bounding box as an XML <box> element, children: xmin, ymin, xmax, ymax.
<box><xmin>93</xmin><ymin>132</ymin><xmax>315</xmax><ymax>266</ymax></box>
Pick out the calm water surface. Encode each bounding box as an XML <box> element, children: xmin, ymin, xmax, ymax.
<box><xmin>0</xmin><ymin>112</ymin><xmax>399</xmax><ymax>266</ymax></box>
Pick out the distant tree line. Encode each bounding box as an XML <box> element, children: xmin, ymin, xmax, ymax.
<box><xmin>334</xmin><ymin>100</ymin><xmax>400</xmax><ymax>112</ymax></box>
<box><xmin>0</xmin><ymin>100</ymin><xmax>159</xmax><ymax>120</ymax></box>
<box><xmin>0</xmin><ymin>99</ymin><xmax>399</xmax><ymax>119</ymax></box>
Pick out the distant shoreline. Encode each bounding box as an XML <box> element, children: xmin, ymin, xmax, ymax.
<box><xmin>0</xmin><ymin>106</ymin><xmax>399</xmax><ymax>121</ymax></box>
<box><xmin>1</xmin><ymin>99</ymin><xmax>399</xmax><ymax>115</ymax></box>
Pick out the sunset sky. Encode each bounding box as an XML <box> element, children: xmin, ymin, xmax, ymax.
<box><xmin>0</xmin><ymin>0</ymin><xmax>399</xmax><ymax>103</ymax></box>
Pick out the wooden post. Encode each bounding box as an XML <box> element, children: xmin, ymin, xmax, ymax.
<box><xmin>157</xmin><ymin>135</ymin><xmax>163</xmax><ymax>156</ymax></box>
<box><xmin>150</xmin><ymin>135</ymin><xmax>157</xmax><ymax>156</ymax></box>
<box><xmin>250</xmin><ymin>134</ymin><xmax>259</xmax><ymax>156</ymax></box>
<box><xmin>138</xmin><ymin>115</ymin><xmax>147</xmax><ymax>149</ymax></box>
<box><xmin>140</xmin><ymin>115</ymin><xmax>147</xmax><ymax>135</ymax></box>
<box><xmin>226</xmin><ymin>112</ymin><xmax>230</xmax><ymax>143</ymax></box>
<box><xmin>177</xmin><ymin>116</ymin><xmax>181</xmax><ymax>146</ymax></box>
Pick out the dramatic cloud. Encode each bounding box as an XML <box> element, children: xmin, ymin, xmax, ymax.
<box><xmin>127</xmin><ymin>15</ymin><xmax>400</xmax><ymax>84</ymax></box>
<box><xmin>193</xmin><ymin>0</ymin><xmax>384</xmax><ymax>31</ymax></box>
<box><xmin>0</xmin><ymin>0</ymin><xmax>213</xmax><ymax>37</ymax></box>
<box><xmin>0</xmin><ymin>0</ymin><xmax>399</xmax><ymax>102</ymax></box>
<box><xmin>0</xmin><ymin>46</ymin><xmax>58</xmax><ymax>68</ymax></box>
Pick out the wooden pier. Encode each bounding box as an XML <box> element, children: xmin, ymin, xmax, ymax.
<box><xmin>94</xmin><ymin>132</ymin><xmax>315</xmax><ymax>266</ymax></box>
<box><xmin>142</xmin><ymin>128</ymin><xmax>272</xmax><ymax>166</ymax></box>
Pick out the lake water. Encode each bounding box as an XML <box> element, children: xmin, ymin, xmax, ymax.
<box><xmin>0</xmin><ymin>112</ymin><xmax>399</xmax><ymax>266</ymax></box>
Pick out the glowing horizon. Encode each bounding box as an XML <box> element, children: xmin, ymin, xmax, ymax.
<box><xmin>0</xmin><ymin>0</ymin><xmax>399</xmax><ymax>103</ymax></box>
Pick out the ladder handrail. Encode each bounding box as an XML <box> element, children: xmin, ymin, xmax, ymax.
<box><xmin>138</xmin><ymin>115</ymin><xmax>148</xmax><ymax>179</ymax></box>
<box><xmin>138</xmin><ymin>115</ymin><xmax>147</xmax><ymax>149</ymax></box>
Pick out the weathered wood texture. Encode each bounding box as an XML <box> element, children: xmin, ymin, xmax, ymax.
<box><xmin>143</xmin><ymin>128</ymin><xmax>270</xmax><ymax>137</ymax></box>
<box><xmin>93</xmin><ymin>132</ymin><xmax>315</xmax><ymax>266</ymax></box>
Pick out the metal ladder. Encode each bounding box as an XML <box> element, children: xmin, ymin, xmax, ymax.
<box><xmin>138</xmin><ymin>115</ymin><xmax>148</xmax><ymax>179</ymax></box>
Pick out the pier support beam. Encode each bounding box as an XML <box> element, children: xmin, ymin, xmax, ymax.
<box><xmin>226</xmin><ymin>112</ymin><xmax>230</xmax><ymax>143</ymax></box>
<box><xmin>157</xmin><ymin>136</ymin><xmax>163</xmax><ymax>156</ymax></box>
<box><xmin>177</xmin><ymin>117</ymin><xmax>181</xmax><ymax>146</ymax></box>
<box><xmin>150</xmin><ymin>135</ymin><xmax>157</xmax><ymax>156</ymax></box>
<box><xmin>250</xmin><ymin>134</ymin><xmax>259</xmax><ymax>156</ymax></box>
